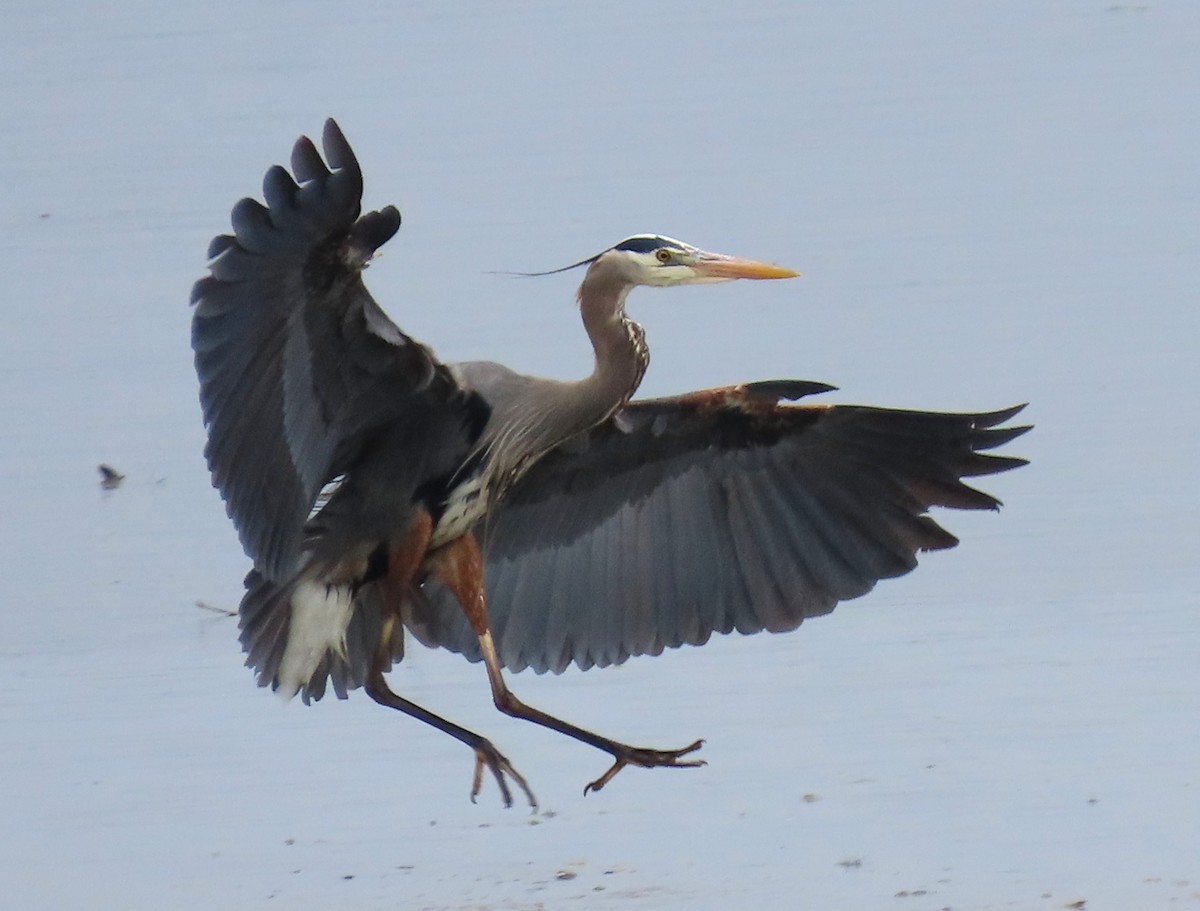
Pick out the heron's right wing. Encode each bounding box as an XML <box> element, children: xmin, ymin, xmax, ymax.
<box><xmin>410</xmin><ymin>383</ymin><xmax>1029</xmax><ymax>673</ymax></box>
<box><xmin>191</xmin><ymin>120</ymin><xmax>463</xmax><ymax>579</ymax></box>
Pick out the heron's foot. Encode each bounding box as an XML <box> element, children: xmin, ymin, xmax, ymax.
<box><xmin>583</xmin><ymin>738</ymin><xmax>706</xmax><ymax>795</ymax></box>
<box><xmin>470</xmin><ymin>738</ymin><xmax>539</xmax><ymax>810</ymax></box>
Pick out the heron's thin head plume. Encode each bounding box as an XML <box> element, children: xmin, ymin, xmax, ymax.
<box><xmin>498</xmin><ymin>251</ymin><xmax>601</xmax><ymax>278</ymax></box>
<box><xmin>493</xmin><ymin>235</ymin><xmax>688</xmax><ymax>278</ymax></box>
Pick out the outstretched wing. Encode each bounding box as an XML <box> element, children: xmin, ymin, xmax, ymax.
<box><xmin>410</xmin><ymin>382</ymin><xmax>1029</xmax><ymax>673</ymax></box>
<box><xmin>191</xmin><ymin>119</ymin><xmax>461</xmax><ymax>579</ymax></box>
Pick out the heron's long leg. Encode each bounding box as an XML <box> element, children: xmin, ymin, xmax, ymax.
<box><xmin>429</xmin><ymin>533</ymin><xmax>706</xmax><ymax>795</ymax></box>
<box><xmin>363</xmin><ymin>618</ymin><xmax>536</xmax><ymax>809</ymax></box>
<box><xmin>363</xmin><ymin>514</ymin><xmax>537</xmax><ymax>810</ymax></box>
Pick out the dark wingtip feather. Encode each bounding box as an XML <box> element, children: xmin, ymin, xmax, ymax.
<box><xmin>348</xmin><ymin>206</ymin><xmax>402</xmax><ymax>256</ymax></box>
<box><xmin>290</xmin><ymin>134</ymin><xmax>326</xmax><ymax>184</ymax></box>
<box><xmin>746</xmin><ymin>379</ymin><xmax>839</xmax><ymax>401</ymax></box>
<box><xmin>914</xmin><ymin>515</ymin><xmax>960</xmax><ymax>551</ymax></box>
<box><xmin>965</xmin><ymin>453</ymin><xmax>1030</xmax><ymax>477</ymax></box>
<box><xmin>972</xmin><ymin>424</ymin><xmax>1033</xmax><ymax>451</ymax></box>
<box><xmin>189</xmin><ymin>275</ymin><xmax>211</xmax><ymax>306</ymax></box>
<box><xmin>262</xmin><ymin>164</ymin><xmax>299</xmax><ymax>209</ymax></box>
<box><xmin>229</xmin><ymin>197</ymin><xmax>281</xmax><ymax>254</ymax></box>
<box><xmin>322</xmin><ymin>118</ymin><xmax>359</xmax><ymax>179</ymax></box>
<box><xmin>975</xmin><ymin>403</ymin><xmax>1029</xmax><ymax>428</ymax></box>
<box><xmin>908</xmin><ymin>476</ymin><xmax>1004</xmax><ymax>511</ymax></box>
<box><xmin>206</xmin><ymin>233</ymin><xmax>237</xmax><ymax>261</ymax></box>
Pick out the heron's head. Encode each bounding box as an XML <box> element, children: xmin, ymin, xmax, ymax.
<box><xmin>513</xmin><ymin>234</ymin><xmax>799</xmax><ymax>290</ymax></box>
<box><xmin>596</xmin><ymin>234</ymin><xmax>799</xmax><ymax>287</ymax></box>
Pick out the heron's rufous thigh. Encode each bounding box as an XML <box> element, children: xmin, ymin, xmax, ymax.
<box><xmin>384</xmin><ymin>509</ymin><xmax>434</xmax><ymax>611</ymax></box>
<box><xmin>426</xmin><ymin>532</ymin><xmax>490</xmax><ymax>636</ymax></box>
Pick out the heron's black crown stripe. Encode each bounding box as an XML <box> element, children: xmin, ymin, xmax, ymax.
<box><xmin>613</xmin><ymin>235</ymin><xmax>687</xmax><ymax>254</ymax></box>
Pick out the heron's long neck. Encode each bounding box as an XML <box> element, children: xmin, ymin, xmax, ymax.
<box><xmin>578</xmin><ymin>271</ymin><xmax>648</xmax><ymax>416</ymax></box>
<box><xmin>471</xmin><ymin>270</ymin><xmax>649</xmax><ymax>500</ymax></box>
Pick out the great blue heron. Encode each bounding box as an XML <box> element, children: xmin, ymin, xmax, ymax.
<box><xmin>191</xmin><ymin>119</ymin><xmax>1029</xmax><ymax>808</ymax></box>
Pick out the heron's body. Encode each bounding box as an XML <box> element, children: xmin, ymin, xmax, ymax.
<box><xmin>430</xmin><ymin>257</ymin><xmax>650</xmax><ymax>545</ymax></box>
<box><xmin>192</xmin><ymin>120</ymin><xmax>1029</xmax><ymax>806</ymax></box>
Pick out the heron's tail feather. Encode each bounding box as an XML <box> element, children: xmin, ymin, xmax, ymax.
<box><xmin>239</xmin><ymin>569</ymin><xmax>403</xmax><ymax>704</ymax></box>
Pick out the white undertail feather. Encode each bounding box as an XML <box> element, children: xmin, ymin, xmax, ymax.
<box><xmin>277</xmin><ymin>580</ymin><xmax>355</xmax><ymax>700</ymax></box>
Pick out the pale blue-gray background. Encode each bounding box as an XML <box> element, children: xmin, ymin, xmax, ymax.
<box><xmin>1</xmin><ymin>2</ymin><xmax>1197</xmax><ymax>908</ymax></box>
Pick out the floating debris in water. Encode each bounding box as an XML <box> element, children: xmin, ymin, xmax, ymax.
<box><xmin>98</xmin><ymin>464</ymin><xmax>125</xmax><ymax>489</ymax></box>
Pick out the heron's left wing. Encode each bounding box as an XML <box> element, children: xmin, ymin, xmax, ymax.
<box><xmin>410</xmin><ymin>382</ymin><xmax>1029</xmax><ymax>673</ymax></box>
<box><xmin>191</xmin><ymin>120</ymin><xmax>468</xmax><ymax>580</ymax></box>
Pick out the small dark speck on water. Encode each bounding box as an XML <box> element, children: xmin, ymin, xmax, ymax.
<box><xmin>98</xmin><ymin>464</ymin><xmax>125</xmax><ymax>489</ymax></box>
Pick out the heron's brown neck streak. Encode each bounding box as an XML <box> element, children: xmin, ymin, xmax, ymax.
<box><xmin>578</xmin><ymin>265</ymin><xmax>649</xmax><ymax>415</ymax></box>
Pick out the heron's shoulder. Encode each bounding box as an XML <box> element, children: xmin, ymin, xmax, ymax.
<box><xmin>451</xmin><ymin>360</ymin><xmax>557</xmax><ymax>401</ymax></box>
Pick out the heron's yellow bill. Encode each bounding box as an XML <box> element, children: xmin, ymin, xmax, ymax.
<box><xmin>692</xmin><ymin>255</ymin><xmax>801</xmax><ymax>280</ymax></box>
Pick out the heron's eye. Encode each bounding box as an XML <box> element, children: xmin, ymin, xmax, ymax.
<box><xmin>655</xmin><ymin>249</ymin><xmax>672</xmax><ymax>264</ymax></box>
